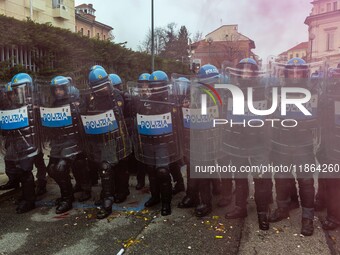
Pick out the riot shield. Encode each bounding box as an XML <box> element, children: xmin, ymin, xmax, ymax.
<box><xmin>171</xmin><ymin>74</ymin><xmax>222</xmax><ymax>165</ymax></box>
<box><xmin>267</xmin><ymin>60</ymin><xmax>324</xmax><ymax>157</ymax></box>
<box><xmin>0</xmin><ymin>82</ymin><xmax>39</xmax><ymax>161</ymax></box>
<box><xmin>39</xmin><ymin>80</ymin><xmax>83</xmax><ymax>158</ymax></box>
<box><xmin>219</xmin><ymin>66</ymin><xmax>269</xmax><ymax>158</ymax></box>
<box><xmin>79</xmin><ymin>86</ymin><xmax>132</xmax><ymax>164</ymax></box>
<box><xmin>127</xmin><ymin>81</ymin><xmax>182</xmax><ymax>166</ymax></box>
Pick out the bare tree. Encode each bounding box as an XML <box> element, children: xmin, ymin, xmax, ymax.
<box><xmin>192</xmin><ymin>31</ymin><xmax>203</xmax><ymax>43</ymax></box>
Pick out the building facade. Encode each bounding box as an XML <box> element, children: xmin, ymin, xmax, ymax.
<box><xmin>305</xmin><ymin>0</ymin><xmax>340</xmax><ymax>68</ymax></box>
<box><xmin>75</xmin><ymin>4</ymin><xmax>112</xmax><ymax>41</ymax></box>
<box><xmin>0</xmin><ymin>0</ymin><xmax>75</xmax><ymax>31</ymax></box>
<box><xmin>278</xmin><ymin>42</ymin><xmax>309</xmax><ymax>62</ymax></box>
<box><xmin>189</xmin><ymin>25</ymin><xmax>256</xmax><ymax>71</ymax></box>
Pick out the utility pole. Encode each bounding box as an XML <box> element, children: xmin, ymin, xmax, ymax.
<box><xmin>151</xmin><ymin>0</ymin><xmax>154</xmax><ymax>72</ymax></box>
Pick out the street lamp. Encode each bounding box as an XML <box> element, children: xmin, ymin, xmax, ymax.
<box><xmin>151</xmin><ymin>0</ymin><xmax>154</xmax><ymax>72</ymax></box>
<box><xmin>309</xmin><ymin>33</ymin><xmax>315</xmax><ymax>62</ymax></box>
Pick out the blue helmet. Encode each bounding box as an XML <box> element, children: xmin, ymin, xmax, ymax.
<box><xmin>50</xmin><ymin>76</ymin><xmax>71</xmax><ymax>99</ymax></box>
<box><xmin>11</xmin><ymin>73</ymin><xmax>33</xmax><ymax>87</ymax></box>
<box><xmin>147</xmin><ymin>70</ymin><xmax>169</xmax><ymax>99</ymax></box>
<box><xmin>149</xmin><ymin>70</ymin><xmax>169</xmax><ymax>83</ymax></box>
<box><xmin>108</xmin><ymin>74</ymin><xmax>122</xmax><ymax>86</ymax></box>
<box><xmin>51</xmin><ymin>76</ymin><xmax>70</xmax><ymax>87</ymax></box>
<box><xmin>198</xmin><ymin>64</ymin><xmax>219</xmax><ymax>80</ymax></box>
<box><xmin>239</xmin><ymin>58</ymin><xmax>257</xmax><ymax>65</ymax></box>
<box><xmin>88</xmin><ymin>68</ymin><xmax>112</xmax><ymax>96</ymax></box>
<box><xmin>284</xmin><ymin>57</ymin><xmax>309</xmax><ymax>79</ymax></box>
<box><xmin>234</xmin><ymin>58</ymin><xmax>259</xmax><ymax>81</ymax></box>
<box><xmin>88</xmin><ymin>68</ymin><xmax>109</xmax><ymax>86</ymax></box>
<box><xmin>286</xmin><ymin>57</ymin><xmax>307</xmax><ymax>66</ymax></box>
<box><xmin>236</xmin><ymin>58</ymin><xmax>258</xmax><ymax>71</ymax></box>
<box><xmin>138</xmin><ymin>73</ymin><xmax>151</xmax><ymax>82</ymax></box>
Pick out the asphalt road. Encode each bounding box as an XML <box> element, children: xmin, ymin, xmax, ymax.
<box><xmin>0</xmin><ymin>172</ymin><xmax>339</xmax><ymax>255</ymax></box>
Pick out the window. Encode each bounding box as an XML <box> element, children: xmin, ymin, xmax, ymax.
<box><xmin>334</xmin><ymin>1</ymin><xmax>338</xmax><ymax>10</ymax></box>
<box><xmin>326</xmin><ymin>32</ymin><xmax>335</xmax><ymax>50</ymax></box>
<box><xmin>290</xmin><ymin>54</ymin><xmax>293</xmax><ymax>59</ymax></box>
<box><xmin>104</xmin><ymin>35</ymin><xmax>106</xmax><ymax>40</ymax></box>
<box><xmin>88</xmin><ymin>30</ymin><xmax>90</xmax><ymax>37</ymax></box>
<box><xmin>296</xmin><ymin>53</ymin><xmax>299</xmax><ymax>58</ymax></box>
<box><xmin>80</xmin><ymin>28</ymin><xmax>84</xmax><ymax>36</ymax></box>
<box><xmin>97</xmin><ymin>33</ymin><xmax>100</xmax><ymax>39</ymax></box>
<box><xmin>52</xmin><ymin>0</ymin><xmax>64</xmax><ymax>8</ymax></box>
<box><xmin>327</xmin><ymin>3</ymin><xmax>332</xmax><ymax>11</ymax></box>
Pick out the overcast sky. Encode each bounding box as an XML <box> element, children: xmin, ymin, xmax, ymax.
<box><xmin>74</xmin><ymin>0</ymin><xmax>312</xmax><ymax>60</ymax></box>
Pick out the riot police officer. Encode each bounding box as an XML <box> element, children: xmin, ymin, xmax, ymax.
<box><xmin>83</xmin><ymin>67</ymin><xmax>132</xmax><ymax>219</ymax></box>
<box><xmin>268</xmin><ymin>58</ymin><xmax>317</xmax><ymax>236</ymax></box>
<box><xmin>317</xmin><ymin>65</ymin><xmax>340</xmax><ymax>230</ymax></box>
<box><xmin>0</xmin><ymin>73</ymin><xmax>38</xmax><ymax>213</ymax></box>
<box><xmin>177</xmin><ymin>65</ymin><xmax>222</xmax><ymax>217</ymax></box>
<box><xmin>41</xmin><ymin>76</ymin><xmax>90</xmax><ymax>214</ymax></box>
<box><xmin>130</xmin><ymin>70</ymin><xmax>181</xmax><ymax>216</ymax></box>
<box><xmin>220</xmin><ymin>58</ymin><xmax>272</xmax><ymax>230</ymax></box>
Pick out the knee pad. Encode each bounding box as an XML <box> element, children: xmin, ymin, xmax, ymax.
<box><xmin>156</xmin><ymin>167</ymin><xmax>170</xmax><ymax>181</ymax></box>
<box><xmin>48</xmin><ymin>159</ymin><xmax>68</xmax><ymax>179</ymax></box>
<box><xmin>99</xmin><ymin>161</ymin><xmax>112</xmax><ymax>178</ymax></box>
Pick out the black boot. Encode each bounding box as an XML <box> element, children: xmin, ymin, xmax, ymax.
<box><xmin>56</xmin><ymin>199</ymin><xmax>73</xmax><ymax>214</ymax></box>
<box><xmin>97</xmin><ymin>198</ymin><xmax>113</xmax><ymax>219</ymax></box>
<box><xmin>145</xmin><ymin>169</ymin><xmax>160</xmax><ymax>207</ymax></box>
<box><xmin>322</xmin><ymin>219</ymin><xmax>339</xmax><ymax>230</ymax></box>
<box><xmin>161</xmin><ymin>202</ymin><xmax>171</xmax><ymax>216</ymax></box>
<box><xmin>97</xmin><ymin>164</ymin><xmax>115</xmax><ymax>219</ymax></box>
<box><xmin>0</xmin><ymin>180</ymin><xmax>20</xmax><ymax>190</ymax></box>
<box><xmin>158</xmin><ymin>167</ymin><xmax>172</xmax><ymax>216</ymax></box>
<box><xmin>56</xmin><ymin>178</ymin><xmax>74</xmax><ymax>214</ymax></box>
<box><xmin>178</xmin><ymin>178</ymin><xmax>198</xmax><ymax>208</ymax></box>
<box><xmin>178</xmin><ymin>195</ymin><xmax>198</xmax><ymax>208</ymax></box>
<box><xmin>225</xmin><ymin>206</ymin><xmax>247</xmax><ymax>219</ymax></box>
<box><xmin>258</xmin><ymin>213</ymin><xmax>269</xmax><ymax>230</ymax></box>
<box><xmin>16</xmin><ymin>200</ymin><xmax>35</xmax><ymax>214</ymax></box>
<box><xmin>16</xmin><ymin>172</ymin><xmax>36</xmax><ymax>214</ymax></box>
<box><xmin>268</xmin><ymin>208</ymin><xmax>289</xmax><ymax>222</ymax></box>
<box><xmin>301</xmin><ymin>218</ymin><xmax>314</xmax><ymax>236</ymax></box>
<box><xmin>195</xmin><ymin>203</ymin><xmax>212</xmax><ymax>217</ymax></box>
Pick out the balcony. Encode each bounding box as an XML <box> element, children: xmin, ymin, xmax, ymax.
<box><xmin>52</xmin><ymin>5</ymin><xmax>70</xmax><ymax>20</ymax></box>
<box><xmin>25</xmin><ymin>0</ymin><xmax>45</xmax><ymax>12</ymax></box>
